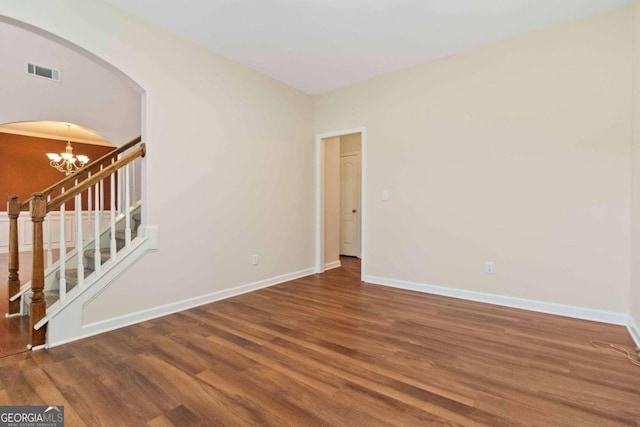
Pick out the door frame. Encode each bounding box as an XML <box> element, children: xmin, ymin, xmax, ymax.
<box><xmin>315</xmin><ymin>127</ymin><xmax>366</xmax><ymax>280</ymax></box>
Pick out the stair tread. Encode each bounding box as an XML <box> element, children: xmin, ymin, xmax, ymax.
<box><xmin>114</xmin><ymin>228</ymin><xmax>138</xmax><ymax>239</ymax></box>
<box><xmin>27</xmin><ymin>267</ymin><xmax>89</xmax><ymax>309</ymax></box>
<box><xmin>24</xmin><ymin>290</ymin><xmax>62</xmax><ymax>309</ymax></box>
<box><xmin>85</xmin><ymin>248</ymin><xmax>112</xmax><ymax>262</ymax></box>
<box><xmin>22</xmin><ymin>207</ymin><xmax>143</xmax><ymax>312</ymax></box>
<box><xmin>55</xmin><ymin>268</ymin><xmax>92</xmax><ymax>292</ymax></box>
<box><xmin>56</xmin><ymin>267</ymin><xmax>92</xmax><ymax>278</ymax></box>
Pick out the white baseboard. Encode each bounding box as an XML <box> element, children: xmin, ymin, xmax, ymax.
<box><xmin>363</xmin><ymin>275</ymin><xmax>628</xmax><ymax>326</ymax></box>
<box><xmin>50</xmin><ymin>267</ymin><xmax>315</xmax><ymax>347</ymax></box>
<box><xmin>324</xmin><ymin>260</ymin><xmax>341</xmax><ymax>271</ymax></box>
<box><xmin>628</xmin><ymin>315</ymin><xmax>640</xmax><ymax>348</ymax></box>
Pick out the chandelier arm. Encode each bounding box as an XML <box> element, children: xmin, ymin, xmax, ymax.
<box><xmin>45</xmin><ymin>132</ymin><xmax>90</xmax><ymax>176</ymax></box>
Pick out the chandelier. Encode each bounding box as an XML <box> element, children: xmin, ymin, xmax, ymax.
<box><xmin>46</xmin><ymin>124</ymin><xmax>90</xmax><ymax>175</ymax></box>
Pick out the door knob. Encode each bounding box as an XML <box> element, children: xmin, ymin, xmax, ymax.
<box><xmin>352</xmin><ymin>209</ymin><xmax>357</xmax><ymax>213</ymax></box>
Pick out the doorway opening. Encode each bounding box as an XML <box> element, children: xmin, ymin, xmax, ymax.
<box><xmin>0</xmin><ymin>17</ymin><xmax>144</xmax><ymax>356</ymax></box>
<box><xmin>316</xmin><ymin>128</ymin><xmax>366</xmax><ymax>281</ymax></box>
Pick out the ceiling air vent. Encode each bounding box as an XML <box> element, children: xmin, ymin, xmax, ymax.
<box><xmin>27</xmin><ymin>63</ymin><xmax>61</xmax><ymax>82</ymax></box>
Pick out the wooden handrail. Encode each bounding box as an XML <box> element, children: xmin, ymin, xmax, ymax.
<box><xmin>20</xmin><ymin>136</ymin><xmax>142</xmax><ymax>209</ymax></box>
<box><xmin>47</xmin><ymin>144</ymin><xmax>145</xmax><ymax>212</ymax></box>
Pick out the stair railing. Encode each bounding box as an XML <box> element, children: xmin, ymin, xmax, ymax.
<box><xmin>6</xmin><ymin>136</ymin><xmax>144</xmax><ymax>348</ymax></box>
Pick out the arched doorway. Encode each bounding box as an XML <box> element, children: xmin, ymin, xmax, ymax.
<box><xmin>0</xmin><ymin>17</ymin><xmax>144</xmax><ymax>356</ymax></box>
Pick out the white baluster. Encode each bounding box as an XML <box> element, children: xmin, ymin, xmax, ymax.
<box><xmin>110</xmin><ymin>169</ymin><xmax>117</xmax><ymax>260</ymax></box>
<box><xmin>96</xmin><ymin>165</ymin><xmax>104</xmax><ymax>227</ymax></box>
<box><xmin>46</xmin><ymin>194</ymin><xmax>53</xmax><ymax>268</ymax></box>
<box><xmin>117</xmin><ymin>157</ymin><xmax>123</xmax><ymax>214</ymax></box>
<box><xmin>75</xmin><ymin>193</ymin><xmax>85</xmax><ymax>288</ymax></box>
<box><xmin>132</xmin><ymin>158</ymin><xmax>138</xmax><ymax>203</ymax></box>
<box><xmin>87</xmin><ymin>171</ymin><xmax>92</xmax><ymax>237</ymax></box>
<box><xmin>125</xmin><ymin>163</ymin><xmax>132</xmax><ymax>247</ymax></box>
<box><xmin>94</xmin><ymin>182</ymin><xmax>101</xmax><ymax>273</ymax></box>
<box><xmin>59</xmin><ymin>188</ymin><xmax>67</xmax><ymax>301</ymax></box>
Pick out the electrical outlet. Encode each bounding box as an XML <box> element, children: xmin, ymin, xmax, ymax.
<box><xmin>485</xmin><ymin>261</ymin><xmax>494</xmax><ymax>274</ymax></box>
<box><xmin>251</xmin><ymin>254</ymin><xmax>258</xmax><ymax>266</ymax></box>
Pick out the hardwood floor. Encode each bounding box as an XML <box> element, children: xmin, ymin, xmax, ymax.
<box><xmin>0</xmin><ymin>251</ymin><xmax>32</xmax><ymax>357</ymax></box>
<box><xmin>0</xmin><ymin>255</ymin><xmax>639</xmax><ymax>426</ymax></box>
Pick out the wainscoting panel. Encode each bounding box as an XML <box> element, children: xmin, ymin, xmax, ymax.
<box><xmin>0</xmin><ymin>211</ymin><xmax>113</xmax><ymax>253</ymax></box>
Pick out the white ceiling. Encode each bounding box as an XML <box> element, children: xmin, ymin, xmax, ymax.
<box><xmin>102</xmin><ymin>0</ymin><xmax>633</xmax><ymax>95</ymax></box>
<box><xmin>0</xmin><ymin>121</ymin><xmax>114</xmax><ymax>146</ymax></box>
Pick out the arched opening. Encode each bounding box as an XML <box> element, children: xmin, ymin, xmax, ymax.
<box><xmin>0</xmin><ymin>17</ymin><xmax>144</xmax><ymax>144</ymax></box>
<box><xmin>0</xmin><ymin>17</ymin><xmax>145</xmax><ymax>356</ymax></box>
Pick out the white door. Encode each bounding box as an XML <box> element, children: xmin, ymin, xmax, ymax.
<box><xmin>340</xmin><ymin>153</ymin><xmax>361</xmax><ymax>257</ymax></box>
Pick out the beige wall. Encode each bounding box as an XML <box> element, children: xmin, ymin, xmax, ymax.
<box><xmin>2</xmin><ymin>0</ymin><xmax>637</xmax><ymax>332</ymax></box>
<box><xmin>316</xmin><ymin>7</ymin><xmax>633</xmax><ymax>313</ymax></box>
<box><xmin>0</xmin><ymin>0</ymin><xmax>315</xmax><ymax>323</ymax></box>
<box><xmin>324</xmin><ymin>137</ymin><xmax>341</xmax><ymax>266</ymax></box>
<box><xmin>631</xmin><ymin>1</ymin><xmax>640</xmax><ymax>335</ymax></box>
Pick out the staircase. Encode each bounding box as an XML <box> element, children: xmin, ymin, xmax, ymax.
<box><xmin>22</xmin><ymin>207</ymin><xmax>141</xmax><ymax>310</ymax></box>
<box><xmin>6</xmin><ymin>137</ymin><xmax>149</xmax><ymax>349</ymax></box>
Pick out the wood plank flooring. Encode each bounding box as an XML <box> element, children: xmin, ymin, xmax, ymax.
<box><xmin>0</xmin><ymin>251</ymin><xmax>33</xmax><ymax>357</ymax></box>
<box><xmin>0</xmin><ymin>256</ymin><xmax>639</xmax><ymax>426</ymax></box>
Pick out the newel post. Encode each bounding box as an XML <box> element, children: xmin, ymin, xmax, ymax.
<box><xmin>7</xmin><ymin>196</ymin><xmax>21</xmax><ymax>315</ymax></box>
<box><xmin>30</xmin><ymin>193</ymin><xmax>47</xmax><ymax>347</ymax></box>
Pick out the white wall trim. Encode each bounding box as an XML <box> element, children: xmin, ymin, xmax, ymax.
<box><xmin>628</xmin><ymin>315</ymin><xmax>640</xmax><ymax>347</ymax></box>
<box><xmin>364</xmin><ymin>275</ymin><xmax>629</xmax><ymax>326</ymax></box>
<box><xmin>315</xmin><ymin>127</ymin><xmax>367</xmax><ymax>281</ymax></box>
<box><xmin>324</xmin><ymin>260</ymin><xmax>342</xmax><ymax>270</ymax></box>
<box><xmin>48</xmin><ymin>266</ymin><xmax>315</xmax><ymax>348</ymax></box>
